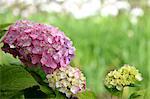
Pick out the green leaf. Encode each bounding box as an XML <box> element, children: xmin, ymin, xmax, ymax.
<box><xmin>25</xmin><ymin>66</ymin><xmax>46</xmax><ymax>85</ymax></box>
<box><xmin>0</xmin><ymin>90</ymin><xmax>19</xmax><ymax>99</ymax></box>
<box><xmin>129</xmin><ymin>92</ymin><xmax>141</xmax><ymax>99</ymax></box>
<box><xmin>0</xmin><ymin>29</ymin><xmax>7</xmax><ymax>40</ymax></box>
<box><xmin>11</xmin><ymin>94</ymin><xmax>25</xmax><ymax>99</ymax></box>
<box><xmin>24</xmin><ymin>67</ymin><xmax>55</xmax><ymax>97</ymax></box>
<box><xmin>0</xmin><ymin>23</ymin><xmax>12</xmax><ymax>39</ymax></box>
<box><xmin>54</xmin><ymin>90</ymin><xmax>66</xmax><ymax>99</ymax></box>
<box><xmin>72</xmin><ymin>91</ymin><xmax>96</xmax><ymax>99</ymax></box>
<box><xmin>0</xmin><ymin>23</ymin><xmax>12</xmax><ymax>29</ymax></box>
<box><xmin>105</xmin><ymin>85</ymin><xmax>122</xmax><ymax>96</ymax></box>
<box><xmin>24</xmin><ymin>86</ymin><xmax>47</xmax><ymax>99</ymax></box>
<box><xmin>128</xmin><ymin>84</ymin><xmax>142</xmax><ymax>88</ymax></box>
<box><xmin>0</xmin><ymin>64</ymin><xmax>38</xmax><ymax>98</ymax></box>
<box><xmin>10</xmin><ymin>91</ymin><xmax>25</xmax><ymax>99</ymax></box>
<box><xmin>39</xmin><ymin>85</ymin><xmax>55</xmax><ymax>98</ymax></box>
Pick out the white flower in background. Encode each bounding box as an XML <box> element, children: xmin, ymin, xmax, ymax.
<box><xmin>12</xmin><ymin>8</ymin><xmax>20</xmax><ymax>16</ymax></box>
<box><xmin>46</xmin><ymin>66</ymin><xmax>86</xmax><ymax>98</ymax></box>
<box><xmin>148</xmin><ymin>0</ymin><xmax>150</xmax><ymax>7</ymax></box>
<box><xmin>115</xmin><ymin>1</ymin><xmax>130</xmax><ymax>10</ymax></box>
<box><xmin>101</xmin><ymin>5</ymin><xmax>118</xmax><ymax>17</ymax></box>
<box><xmin>0</xmin><ymin>0</ymin><xmax>15</xmax><ymax>7</ymax></box>
<box><xmin>40</xmin><ymin>2</ymin><xmax>62</xmax><ymax>13</ymax></box>
<box><xmin>130</xmin><ymin>7</ymin><xmax>144</xmax><ymax>25</ymax></box>
<box><xmin>101</xmin><ymin>0</ymin><xmax>130</xmax><ymax>17</ymax></box>
<box><xmin>131</xmin><ymin>7</ymin><xmax>144</xmax><ymax>17</ymax></box>
<box><xmin>104</xmin><ymin>0</ymin><xmax>117</xmax><ymax>4</ymax></box>
<box><xmin>63</xmin><ymin>0</ymin><xmax>101</xmax><ymax>19</ymax></box>
<box><xmin>24</xmin><ymin>0</ymin><xmax>34</xmax><ymax>5</ymax></box>
<box><xmin>0</xmin><ymin>0</ymin><xmax>148</xmax><ymax>19</ymax></box>
<box><xmin>21</xmin><ymin>6</ymin><xmax>37</xmax><ymax>18</ymax></box>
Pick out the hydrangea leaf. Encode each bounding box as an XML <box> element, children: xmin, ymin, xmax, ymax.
<box><xmin>54</xmin><ymin>90</ymin><xmax>66</xmax><ymax>99</ymax></box>
<box><xmin>128</xmin><ymin>84</ymin><xmax>142</xmax><ymax>88</ymax></box>
<box><xmin>0</xmin><ymin>23</ymin><xmax>12</xmax><ymax>38</ymax></box>
<box><xmin>24</xmin><ymin>86</ymin><xmax>48</xmax><ymax>98</ymax></box>
<box><xmin>128</xmin><ymin>90</ymin><xmax>145</xmax><ymax>99</ymax></box>
<box><xmin>0</xmin><ymin>30</ymin><xmax>7</xmax><ymax>39</ymax></box>
<box><xmin>72</xmin><ymin>91</ymin><xmax>96</xmax><ymax>99</ymax></box>
<box><xmin>26</xmin><ymin>68</ymin><xmax>55</xmax><ymax>97</ymax></box>
<box><xmin>0</xmin><ymin>23</ymin><xmax>12</xmax><ymax>29</ymax></box>
<box><xmin>39</xmin><ymin>85</ymin><xmax>55</xmax><ymax>98</ymax></box>
<box><xmin>0</xmin><ymin>90</ymin><xmax>20</xmax><ymax>99</ymax></box>
<box><xmin>104</xmin><ymin>85</ymin><xmax>122</xmax><ymax>96</ymax></box>
<box><xmin>129</xmin><ymin>92</ymin><xmax>141</xmax><ymax>99</ymax></box>
<box><xmin>0</xmin><ymin>64</ymin><xmax>38</xmax><ymax>98</ymax></box>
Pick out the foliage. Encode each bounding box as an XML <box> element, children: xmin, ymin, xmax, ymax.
<box><xmin>129</xmin><ymin>92</ymin><xmax>141</xmax><ymax>99</ymax></box>
<box><xmin>0</xmin><ymin>23</ymin><xmax>12</xmax><ymax>40</ymax></box>
<box><xmin>104</xmin><ymin>85</ymin><xmax>122</xmax><ymax>96</ymax></box>
<box><xmin>0</xmin><ymin>64</ymin><xmax>38</xmax><ymax>98</ymax></box>
<box><xmin>72</xmin><ymin>91</ymin><xmax>96</xmax><ymax>99</ymax></box>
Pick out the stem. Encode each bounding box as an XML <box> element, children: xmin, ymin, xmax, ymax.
<box><xmin>121</xmin><ymin>87</ymin><xmax>124</xmax><ymax>99</ymax></box>
<box><xmin>111</xmin><ymin>94</ymin><xmax>113</xmax><ymax>99</ymax></box>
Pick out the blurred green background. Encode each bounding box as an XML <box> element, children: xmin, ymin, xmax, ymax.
<box><xmin>0</xmin><ymin>0</ymin><xmax>150</xmax><ymax>98</ymax></box>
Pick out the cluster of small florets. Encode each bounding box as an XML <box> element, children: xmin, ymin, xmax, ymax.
<box><xmin>46</xmin><ymin>66</ymin><xmax>86</xmax><ymax>98</ymax></box>
<box><xmin>1</xmin><ymin>20</ymin><xmax>75</xmax><ymax>73</ymax></box>
<box><xmin>104</xmin><ymin>64</ymin><xmax>143</xmax><ymax>91</ymax></box>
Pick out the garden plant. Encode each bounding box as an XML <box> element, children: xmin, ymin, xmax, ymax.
<box><xmin>0</xmin><ymin>19</ymin><xmax>146</xmax><ymax>99</ymax></box>
<box><xmin>0</xmin><ymin>1</ymin><xmax>150</xmax><ymax>98</ymax></box>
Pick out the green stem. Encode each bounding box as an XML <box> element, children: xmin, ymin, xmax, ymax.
<box><xmin>111</xmin><ymin>94</ymin><xmax>113</xmax><ymax>99</ymax></box>
<box><xmin>121</xmin><ymin>87</ymin><xmax>124</xmax><ymax>99</ymax></box>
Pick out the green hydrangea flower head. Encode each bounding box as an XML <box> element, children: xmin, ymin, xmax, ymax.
<box><xmin>104</xmin><ymin>64</ymin><xmax>143</xmax><ymax>91</ymax></box>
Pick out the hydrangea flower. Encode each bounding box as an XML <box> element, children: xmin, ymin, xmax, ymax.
<box><xmin>1</xmin><ymin>20</ymin><xmax>75</xmax><ymax>73</ymax></box>
<box><xmin>104</xmin><ymin>64</ymin><xmax>143</xmax><ymax>91</ymax></box>
<box><xmin>46</xmin><ymin>66</ymin><xmax>86</xmax><ymax>98</ymax></box>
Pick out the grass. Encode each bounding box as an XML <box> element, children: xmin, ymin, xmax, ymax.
<box><xmin>0</xmin><ymin>11</ymin><xmax>150</xmax><ymax>98</ymax></box>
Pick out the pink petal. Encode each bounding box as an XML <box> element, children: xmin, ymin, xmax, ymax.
<box><xmin>48</xmin><ymin>37</ymin><xmax>52</xmax><ymax>44</ymax></box>
<box><xmin>30</xmin><ymin>34</ymin><xmax>38</xmax><ymax>39</ymax></box>
<box><xmin>31</xmin><ymin>55</ymin><xmax>41</xmax><ymax>64</ymax></box>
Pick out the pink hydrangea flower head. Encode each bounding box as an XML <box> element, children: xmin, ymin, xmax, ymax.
<box><xmin>1</xmin><ymin>20</ymin><xmax>75</xmax><ymax>73</ymax></box>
